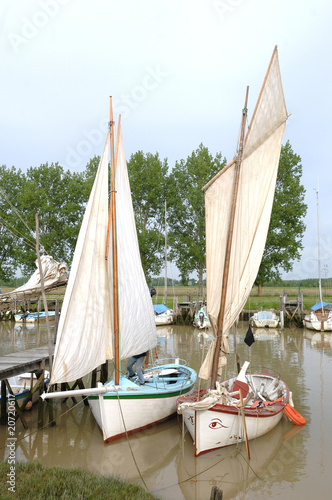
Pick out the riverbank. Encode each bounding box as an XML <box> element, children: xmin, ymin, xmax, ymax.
<box><xmin>0</xmin><ymin>461</ymin><xmax>158</xmax><ymax>500</ymax></box>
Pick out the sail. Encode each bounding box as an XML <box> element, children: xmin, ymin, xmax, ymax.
<box><xmin>200</xmin><ymin>48</ymin><xmax>287</xmax><ymax>379</ymax></box>
<box><xmin>109</xmin><ymin>126</ymin><xmax>157</xmax><ymax>358</ymax></box>
<box><xmin>0</xmin><ymin>255</ymin><xmax>67</xmax><ymax>303</ymax></box>
<box><xmin>50</xmin><ymin>134</ymin><xmax>113</xmax><ymax>384</ymax></box>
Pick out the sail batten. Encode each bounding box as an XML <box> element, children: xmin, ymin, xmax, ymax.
<box><xmin>199</xmin><ymin>48</ymin><xmax>287</xmax><ymax>380</ymax></box>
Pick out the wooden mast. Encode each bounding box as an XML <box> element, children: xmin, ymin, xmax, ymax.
<box><xmin>210</xmin><ymin>86</ymin><xmax>249</xmax><ymax>390</ymax></box>
<box><xmin>106</xmin><ymin>97</ymin><xmax>120</xmax><ymax>384</ymax></box>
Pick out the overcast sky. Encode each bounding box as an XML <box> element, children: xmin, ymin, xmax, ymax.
<box><xmin>1</xmin><ymin>0</ymin><xmax>331</xmax><ymax>281</ymax></box>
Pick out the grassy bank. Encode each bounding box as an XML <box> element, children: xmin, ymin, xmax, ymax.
<box><xmin>0</xmin><ymin>461</ymin><xmax>158</xmax><ymax>500</ymax></box>
<box><xmin>152</xmin><ymin>285</ymin><xmax>332</xmax><ymax>312</ymax></box>
<box><xmin>2</xmin><ymin>284</ymin><xmax>331</xmax><ymax>313</ymax></box>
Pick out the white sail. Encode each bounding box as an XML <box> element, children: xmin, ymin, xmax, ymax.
<box><xmin>110</xmin><ymin>126</ymin><xmax>157</xmax><ymax>359</ymax></box>
<box><xmin>200</xmin><ymin>48</ymin><xmax>287</xmax><ymax>379</ymax></box>
<box><xmin>50</xmin><ymin>134</ymin><xmax>113</xmax><ymax>384</ymax></box>
<box><xmin>0</xmin><ymin>255</ymin><xmax>67</xmax><ymax>302</ymax></box>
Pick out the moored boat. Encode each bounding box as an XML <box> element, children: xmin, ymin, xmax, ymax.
<box><xmin>177</xmin><ymin>47</ymin><xmax>293</xmax><ymax>456</ymax></box>
<box><xmin>14</xmin><ymin>311</ymin><xmax>56</xmax><ymax>323</ymax></box>
<box><xmin>41</xmin><ymin>101</ymin><xmax>197</xmax><ymax>442</ymax></box>
<box><xmin>303</xmin><ymin>301</ymin><xmax>332</xmax><ymax>331</ymax></box>
<box><xmin>249</xmin><ymin>310</ymin><xmax>280</xmax><ymax>328</ymax></box>
<box><xmin>153</xmin><ymin>304</ymin><xmax>174</xmax><ymax>325</ymax></box>
<box><xmin>177</xmin><ymin>363</ymin><xmax>289</xmax><ymax>456</ymax></box>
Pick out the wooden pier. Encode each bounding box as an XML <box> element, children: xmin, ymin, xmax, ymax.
<box><xmin>0</xmin><ymin>346</ymin><xmax>53</xmax><ymax>427</ymax></box>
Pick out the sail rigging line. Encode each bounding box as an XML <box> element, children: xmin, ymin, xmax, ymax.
<box><xmin>114</xmin><ymin>388</ymin><xmax>150</xmax><ymax>492</ymax></box>
<box><xmin>0</xmin><ymin>187</ymin><xmax>36</xmax><ymax>240</ymax></box>
<box><xmin>210</xmin><ymin>86</ymin><xmax>249</xmax><ymax>390</ymax></box>
<box><xmin>0</xmin><ymin>214</ymin><xmax>37</xmax><ymax>250</ymax></box>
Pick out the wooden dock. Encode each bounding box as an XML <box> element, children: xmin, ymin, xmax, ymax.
<box><xmin>0</xmin><ymin>345</ymin><xmax>53</xmax><ymax>380</ymax></box>
<box><xmin>0</xmin><ymin>346</ymin><xmax>54</xmax><ymax>427</ymax></box>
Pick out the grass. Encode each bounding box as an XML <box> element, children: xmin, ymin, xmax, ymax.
<box><xmin>152</xmin><ymin>285</ymin><xmax>332</xmax><ymax>312</ymax></box>
<box><xmin>0</xmin><ymin>461</ymin><xmax>159</xmax><ymax>500</ymax></box>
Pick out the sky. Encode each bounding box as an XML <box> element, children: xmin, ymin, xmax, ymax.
<box><xmin>1</xmin><ymin>0</ymin><xmax>331</xmax><ymax>282</ymax></box>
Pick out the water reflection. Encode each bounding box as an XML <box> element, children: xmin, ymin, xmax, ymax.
<box><xmin>1</xmin><ymin>321</ymin><xmax>332</xmax><ymax>499</ymax></box>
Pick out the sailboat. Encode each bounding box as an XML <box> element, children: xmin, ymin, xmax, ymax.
<box><xmin>303</xmin><ymin>190</ymin><xmax>332</xmax><ymax>331</ymax></box>
<box><xmin>41</xmin><ymin>100</ymin><xmax>197</xmax><ymax>442</ymax></box>
<box><xmin>177</xmin><ymin>47</ymin><xmax>294</xmax><ymax>456</ymax></box>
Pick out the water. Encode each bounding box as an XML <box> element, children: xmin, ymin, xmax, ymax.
<box><xmin>1</xmin><ymin>321</ymin><xmax>332</xmax><ymax>499</ymax></box>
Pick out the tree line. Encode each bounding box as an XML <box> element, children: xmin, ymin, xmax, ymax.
<box><xmin>0</xmin><ymin>140</ymin><xmax>306</xmax><ymax>293</ymax></box>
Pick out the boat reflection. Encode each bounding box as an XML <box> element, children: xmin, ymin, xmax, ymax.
<box><xmin>251</xmin><ymin>328</ymin><xmax>280</xmax><ymax>340</ymax></box>
<box><xmin>177</xmin><ymin>420</ymin><xmax>303</xmax><ymax>499</ymax></box>
<box><xmin>303</xmin><ymin>328</ymin><xmax>332</xmax><ymax>349</ymax></box>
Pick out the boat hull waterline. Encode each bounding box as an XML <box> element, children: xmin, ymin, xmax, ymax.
<box><xmin>177</xmin><ymin>372</ymin><xmax>289</xmax><ymax>456</ymax></box>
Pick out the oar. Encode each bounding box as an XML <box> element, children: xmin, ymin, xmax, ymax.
<box><xmin>283</xmin><ymin>404</ymin><xmax>306</xmax><ymax>425</ymax></box>
<box><xmin>239</xmin><ymin>388</ymin><xmax>250</xmax><ymax>460</ymax></box>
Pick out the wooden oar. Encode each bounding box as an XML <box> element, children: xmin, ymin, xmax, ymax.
<box><xmin>283</xmin><ymin>404</ymin><xmax>306</xmax><ymax>425</ymax></box>
<box><xmin>239</xmin><ymin>388</ymin><xmax>250</xmax><ymax>459</ymax></box>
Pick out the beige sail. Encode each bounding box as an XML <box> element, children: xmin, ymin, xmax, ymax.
<box><xmin>50</xmin><ymin>134</ymin><xmax>113</xmax><ymax>384</ymax></box>
<box><xmin>109</xmin><ymin>125</ymin><xmax>157</xmax><ymax>359</ymax></box>
<box><xmin>200</xmin><ymin>48</ymin><xmax>287</xmax><ymax>379</ymax></box>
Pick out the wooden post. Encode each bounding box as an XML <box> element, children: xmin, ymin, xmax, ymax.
<box><xmin>1</xmin><ymin>380</ymin><xmax>7</xmax><ymax>425</ymax></box>
<box><xmin>91</xmin><ymin>369</ymin><xmax>97</xmax><ymax>388</ymax></box>
<box><xmin>35</xmin><ymin>214</ymin><xmax>53</xmax><ymax>377</ymax></box>
<box><xmin>55</xmin><ymin>299</ymin><xmax>60</xmax><ymax>336</ymax></box>
<box><xmin>37</xmin><ymin>372</ymin><xmax>45</xmax><ymax>429</ymax></box>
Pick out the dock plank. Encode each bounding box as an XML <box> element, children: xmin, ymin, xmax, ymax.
<box><xmin>0</xmin><ymin>346</ymin><xmax>53</xmax><ymax>379</ymax></box>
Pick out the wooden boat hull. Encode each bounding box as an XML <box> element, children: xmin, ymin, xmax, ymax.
<box><xmin>155</xmin><ymin>310</ymin><xmax>174</xmax><ymax>325</ymax></box>
<box><xmin>249</xmin><ymin>311</ymin><xmax>280</xmax><ymax>328</ymax></box>
<box><xmin>2</xmin><ymin>373</ymin><xmax>50</xmax><ymax>408</ymax></box>
<box><xmin>15</xmin><ymin>312</ymin><xmax>56</xmax><ymax>323</ymax></box>
<box><xmin>303</xmin><ymin>313</ymin><xmax>332</xmax><ymax>331</ymax></box>
<box><xmin>88</xmin><ymin>364</ymin><xmax>197</xmax><ymax>442</ymax></box>
<box><xmin>249</xmin><ymin>319</ymin><xmax>279</xmax><ymax>328</ymax></box>
<box><xmin>177</xmin><ymin>372</ymin><xmax>289</xmax><ymax>456</ymax></box>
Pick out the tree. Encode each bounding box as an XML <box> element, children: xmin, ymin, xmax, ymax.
<box><xmin>0</xmin><ymin>165</ymin><xmax>26</xmax><ymax>281</ymax></box>
<box><xmin>167</xmin><ymin>144</ymin><xmax>227</xmax><ymax>295</ymax></box>
<box><xmin>256</xmin><ymin>141</ymin><xmax>307</xmax><ymax>293</ymax></box>
<box><xmin>127</xmin><ymin>151</ymin><xmax>169</xmax><ymax>278</ymax></box>
<box><xmin>17</xmin><ymin>163</ymin><xmax>85</xmax><ymax>275</ymax></box>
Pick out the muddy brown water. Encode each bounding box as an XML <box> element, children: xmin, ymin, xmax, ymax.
<box><xmin>1</xmin><ymin>321</ymin><xmax>331</xmax><ymax>499</ymax></box>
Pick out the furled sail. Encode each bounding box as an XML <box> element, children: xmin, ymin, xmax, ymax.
<box><xmin>200</xmin><ymin>48</ymin><xmax>287</xmax><ymax>379</ymax></box>
<box><xmin>109</xmin><ymin>125</ymin><xmax>157</xmax><ymax>359</ymax></box>
<box><xmin>0</xmin><ymin>255</ymin><xmax>67</xmax><ymax>303</ymax></box>
<box><xmin>50</xmin><ymin>134</ymin><xmax>113</xmax><ymax>384</ymax></box>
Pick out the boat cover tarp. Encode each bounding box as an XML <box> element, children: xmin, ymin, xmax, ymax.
<box><xmin>311</xmin><ymin>301</ymin><xmax>332</xmax><ymax>311</ymax></box>
<box><xmin>153</xmin><ymin>304</ymin><xmax>170</xmax><ymax>315</ymax></box>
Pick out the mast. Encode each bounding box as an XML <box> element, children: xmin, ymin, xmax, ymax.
<box><xmin>107</xmin><ymin>97</ymin><xmax>120</xmax><ymax>385</ymax></box>
<box><xmin>164</xmin><ymin>200</ymin><xmax>168</xmax><ymax>306</ymax></box>
<box><xmin>316</xmin><ymin>189</ymin><xmax>324</xmax><ymax>310</ymax></box>
<box><xmin>210</xmin><ymin>86</ymin><xmax>249</xmax><ymax>389</ymax></box>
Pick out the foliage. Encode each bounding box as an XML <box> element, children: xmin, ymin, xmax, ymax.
<box><xmin>256</xmin><ymin>141</ymin><xmax>307</xmax><ymax>288</ymax></box>
<box><xmin>127</xmin><ymin>151</ymin><xmax>169</xmax><ymax>278</ymax></box>
<box><xmin>0</xmin><ymin>163</ymin><xmax>85</xmax><ymax>278</ymax></box>
<box><xmin>167</xmin><ymin>144</ymin><xmax>226</xmax><ymax>290</ymax></box>
<box><xmin>0</xmin><ymin>165</ymin><xmax>26</xmax><ymax>281</ymax></box>
<box><xmin>16</xmin><ymin>163</ymin><xmax>85</xmax><ymax>275</ymax></box>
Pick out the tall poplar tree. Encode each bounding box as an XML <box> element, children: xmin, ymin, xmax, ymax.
<box><xmin>256</xmin><ymin>140</ymin><xmax>307</xmax><ymax>292</ymax></box>
<box><xmin>167</xmin><ymin>144</ymin><xmax>227</xmax><ymax>295</ymax></box>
